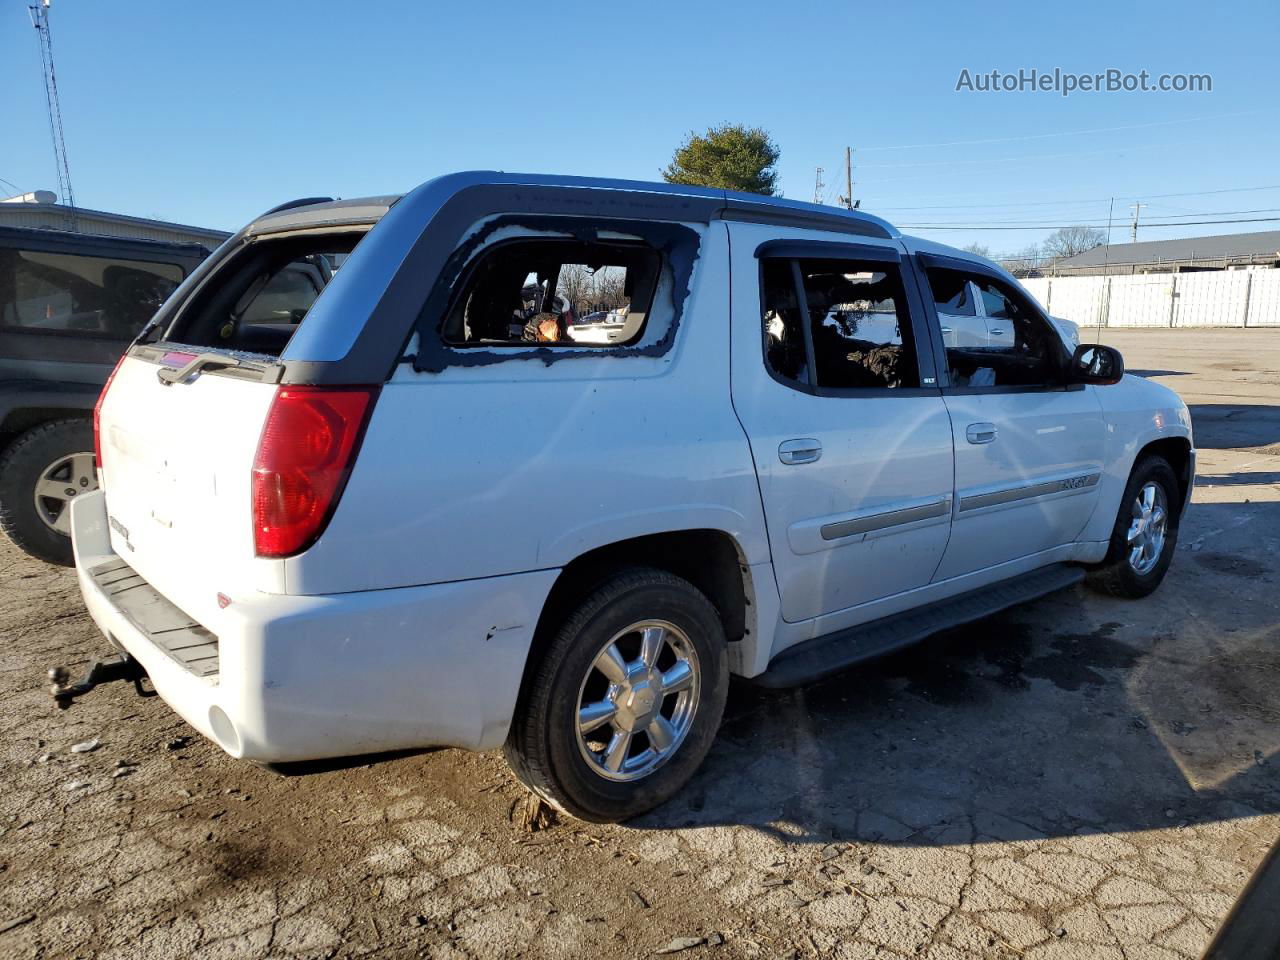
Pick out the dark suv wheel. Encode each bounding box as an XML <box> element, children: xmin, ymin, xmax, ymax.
<box><xmin>0</xmin><ymin>419</ymin><xmax>96</xmax><ymax>566</ymax></box>
<box><xmin>505</xmin><ymin>567</ymin><xmax>729</xmax><ymax>822</ymax></box>
<box><xmin>1087</xmin><ymin>455</ymin><xmax>1182</xmax><ymax>598</ymax></box>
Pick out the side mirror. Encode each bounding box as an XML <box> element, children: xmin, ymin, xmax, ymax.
<box><xmin>1069</xmin><ymin>343</ymin><xmax>1124</xmax><ymax>385</ymax></box>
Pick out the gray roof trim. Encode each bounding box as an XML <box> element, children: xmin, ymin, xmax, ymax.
<box><xmin>248</xmin><ymin>172</ymin><xmax>899</xmax><ymax>241</ymax></box>
<box><xmin>246</xmin><ymin>195</ymin><xmax>401</xmax><ymax>235</ymax></box>
<box><xmin>721</xmin><ymin>192</ymin><xmax>897</xmax><ymax>238</ymax></box>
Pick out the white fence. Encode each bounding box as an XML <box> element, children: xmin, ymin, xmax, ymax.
<box><xmin>1019</xmin><ymin>269</ymin><xmax>1280</xmax><ymax>328</ymax></box>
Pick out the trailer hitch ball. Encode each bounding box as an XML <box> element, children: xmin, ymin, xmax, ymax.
<box><xmin>47</xmin><ymin>655</ymin><xmax>153</xmax><ymax>709</ymax></box>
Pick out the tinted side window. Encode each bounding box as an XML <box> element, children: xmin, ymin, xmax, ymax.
<box><xmin>0</xmin><ymin>248</ymin><xmax>184</xmax><ymax>339</ymax></box>
<box><xmin>925</xmin><ymin>268</ymin><xmax>1062</xmax><ymax>388</ymax></box>
<box><xmin>928</xmin><ymin>268</ymin><xmax>975</xmax><ymax>316</ymax></box>
<box><xmin>760</xmin><ymin>257</ymin><xmax>920</xmax><ymax>391</ymax></box>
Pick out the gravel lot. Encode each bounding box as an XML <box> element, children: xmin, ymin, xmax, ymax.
<box><xmin>2</xmin><ymin>328</ymin><xmax>1278</xmax><ymax>960</ymax></box>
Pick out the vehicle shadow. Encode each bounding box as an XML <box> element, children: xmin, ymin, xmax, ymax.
<box><xmin>1188</xmin><ymin>403</ymin><xmax>1280</xmax><ymax>451</ymax></box>
<box><xmin>1195</xmin><ymin>471</ymin><xmax>1280</xmax><ymax>488</ymax></box>
<box><xmin>631</xmin><ymin>501</ymin><xmax>1280</xmax><ymax>847</ymax></box>
<box><xmin>271</xmin><ymin>747</ymin><xmax>439</xmax><ymax>776</ymax></box>
<box><xmin>1129</xmin><ymin>369</ymin><xmax>1191</xmax><ymax>379</ymax></box>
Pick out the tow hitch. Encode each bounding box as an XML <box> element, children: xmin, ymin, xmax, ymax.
<box><xmin>48</xmin><ymin>654</ymin><xmax>154</xmax><ymax>709</ymax></box>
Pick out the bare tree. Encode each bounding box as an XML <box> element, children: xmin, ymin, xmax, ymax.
<box><xmin>555</xmin><ymin>263</ymin><xmax>632</xmax><ymax>315</ymax></box>
<box><xmin>555</xmin><ymin>263</ymin><xmax>594</xmax><ymax>314</ymax></box>
<box><xmin>1000</xmin><ymin>244</ymin><xmax>1046</xmax><ymax>279</ymax></box>
<box><xmin>589</xmin><ymin>267</ymin><xmax>628</xmax><ymax>311</ymax></box>
<box><xmin>1042</xmin><ymin>225</ymin><xmax>1106</xmax><ymax>260</ymax></box>
<box><xmin>961</xmin><ymin>242</ymin><xmax>992</xmax><ymax>259</ymax></box>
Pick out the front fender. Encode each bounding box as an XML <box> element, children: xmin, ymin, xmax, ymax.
<box><xmin>1080</xmin><ymin>376</ymin><xmax>1194</xmax><ymax>543</ymax></box>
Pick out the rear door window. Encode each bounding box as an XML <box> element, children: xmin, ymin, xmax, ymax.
<box><xmin>762</xmin><ymin>256</ymin><xmax>922</xmax><ymax>390</ymax></box>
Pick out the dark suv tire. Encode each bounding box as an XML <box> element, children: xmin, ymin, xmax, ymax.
<box><xmin>0</xmin><ymin>419</ymin><xmax>96</xmax><ymax>566</ymax></box>
<box><xmin>505</xmin><ymin>568</ymin><xmax>729</xmax><ymax>823</ymax></box>
<box><xmin>1087</xmin><ymin>455</ymin><xmax>1181</xmax><ymax>598</ymax></box>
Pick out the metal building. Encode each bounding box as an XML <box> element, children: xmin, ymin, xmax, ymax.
<box><xmin>1</xmin><ymin>191</ymin><xmax>230</xmax><ymax>249</ymax></box>
<box><xmin>1050</xmin><ymin>229</ymin><xmax>1280</xmax><ymax>277</ymax></box>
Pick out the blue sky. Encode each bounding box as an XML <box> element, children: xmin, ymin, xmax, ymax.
<box><xmin>3</xmin><ymin>0</ymin><xmax>1278</xmax><ymax>256</ymax></box>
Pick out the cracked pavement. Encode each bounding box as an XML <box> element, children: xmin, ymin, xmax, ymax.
<box><xmin>2</xmin><ymin>328</ymin><xmax>1278</xmax><ymax>959</ymax></box>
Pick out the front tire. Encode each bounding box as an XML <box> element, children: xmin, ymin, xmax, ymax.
<box><xmin>504</xmin><ymin>568</ymin><xmax>729</xmax><ymax>823</ymax></box>
<box><xmin>0</xmin><ymin>419</ymin><xmax>96</xmax><ymax>566</ymax></box>
<box><xmin>1087</xmin><ymin>455</ymin><xmax>1181</xmax><ymax>598</ymax></box>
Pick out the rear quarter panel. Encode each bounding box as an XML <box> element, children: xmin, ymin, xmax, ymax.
<box><xmin>286</xmin><ymin>222</ymin><xmax>769</xmax><ymax>594</ymax></box>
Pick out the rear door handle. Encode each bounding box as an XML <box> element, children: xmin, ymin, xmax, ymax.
<box><xmin>779</xmin><ymin>438</ymin><xmax>822</xmax><ymax>464</ymax></box>
<box><xmin>966</xmin><ymin>422</ymin><xmax>997</xmax><ymax>444</ymax></box>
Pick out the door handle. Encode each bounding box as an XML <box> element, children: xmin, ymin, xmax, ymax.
<box><xmin>988</xmin><ymin>327</ymin><xmax>1006</xmax><ymax>336</ymax></box>
<box><xmin>779</xmin><ymin>438</ymin><xmax>822</xmax><ymax>464</ymax></box>
<box><xmin>966</xmin><ymin>423</ymin><xmax>997</xmax><ymax>444</ymax></box>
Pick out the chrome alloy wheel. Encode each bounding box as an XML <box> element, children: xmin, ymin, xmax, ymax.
<box><xmin>1127</xmin><ymin>481</ymin><xmax>1168</xmax><ymax>576</ymax></box>
<box><xmin>575</xmin><ymin>620</ymin><xmax>701</xmax><ymax>782</ymax></box>
<box><xmin>33</xmin><ymin>452</ymin><xmax>96</xmax><ymax>535</ymax></box>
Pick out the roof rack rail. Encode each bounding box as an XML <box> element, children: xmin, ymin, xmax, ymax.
<box><xmin>260</xmin><ymin>196</ymin><xmax>334</xmax><ymax>217</ymax></box>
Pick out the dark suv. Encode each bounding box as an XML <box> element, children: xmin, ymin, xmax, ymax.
<box><xmin>0</xmin><ymin>226</ymin><xmax>210</xmax><ymax>564</ymax></box>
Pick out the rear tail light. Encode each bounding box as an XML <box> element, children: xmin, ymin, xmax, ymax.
<box><xmin>252</xmin><ymin>386</ymin><xmax>378</xmax><ymax>558</ymax></box>
<box><xmin>93</xmin><ymin>356</ymin><xmax>125</xmax><ymax>472</ymax></box>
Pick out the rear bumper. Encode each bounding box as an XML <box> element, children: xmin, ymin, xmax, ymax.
<box><xmin>70</xmin><ymin>489</ymin><xmax>558</xmax><ymax>762</ymax></box>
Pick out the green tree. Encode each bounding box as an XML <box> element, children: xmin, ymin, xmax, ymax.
<box><xmin>662</xmin><ymin>124</ymin><xmax>781</xmax><ymax>195</ymax></box>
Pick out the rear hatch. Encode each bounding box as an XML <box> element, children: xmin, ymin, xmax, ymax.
<box><xmin>94</xmin><ymin>226</ymin><xmax>371</xmax><ymax>625</ymax></box>
<box><xmin>98</xmin><ymin>350</ymin><xmax>282</xmax><ymax>627</ymax></box>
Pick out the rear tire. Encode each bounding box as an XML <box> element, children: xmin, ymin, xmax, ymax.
<box><xmin>0</xmin><ymin>419</ymin><xmax>96</xmax><ymax>566</ymax></box>
<box><xmin>504</xmin><ymin>568</ymin><xmax>729</xmax><ymax>823</ymax></box>
<box><xmin>1087</xmin><ymin>455</ymin><xmax>1180</xmax><ymax>599</ymax></box>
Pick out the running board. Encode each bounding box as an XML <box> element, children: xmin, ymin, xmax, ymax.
<box><xmin>754</xmin><ymin>563</ymin><xmax>1086</xmax><ymax>689</ymax></box>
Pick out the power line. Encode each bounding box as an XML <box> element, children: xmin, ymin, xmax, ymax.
<box><xmin>899</xmin><ymin>216</ymin><xmax>1280</xmax><ymax>231</ymax></box>
<box><xmin>856</xmin><ymin>108</ymin><xmax>1274</xmax><ymax>152</ymax></box>
<box><xmin>876</xmin><ymin>207</ymin><xmax>1280</xmax><ymax>227</ymax></box>
<box><xmin>868</xmin><ymin>183</ymin><xmax>1280</xmax><ymax>212</ymax></box>
<box><xmin>857</xmin><ymin>142</ymin><xmax>1169</xmax><ymax>170</ymax></box>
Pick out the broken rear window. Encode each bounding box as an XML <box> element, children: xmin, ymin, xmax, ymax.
<box><xmin>440</xmin><ymin>238</ymin><xmax>661</xmax><ymax>348</ymax></box>
<box><xmin>154</xmin><ymin>233</ymin><xmax>360</xmax><ymax>358</ymax></box>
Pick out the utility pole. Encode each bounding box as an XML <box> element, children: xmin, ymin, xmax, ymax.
<box><xmin>837</xmin><ymin>146</ymin><xmax>854</xmax><ymax>210</ymax></box>
<box><xmin>28</xmin><ymin>0</ymin><xmax>75</xmax><ymax>225</ymax></box>
<box><xmin>1099</xmin><ymin>197</ymin><xmax>1115</xmax><ymax>336</ymax></box>
<box><xmin>1129</xmin><ymin>202</ymin><xmax>1144</xmax><ymax>243</ymax></box>
<box><xmin>813</xmin><ymin>167</ymin><xmax>825</xmax><ymax>205</ymax></box>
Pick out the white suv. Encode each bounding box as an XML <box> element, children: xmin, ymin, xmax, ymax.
<box><xmin>70</xmin><ymin>173</ymin><xmax>1193</xmax><ymax>822</ymax></box>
